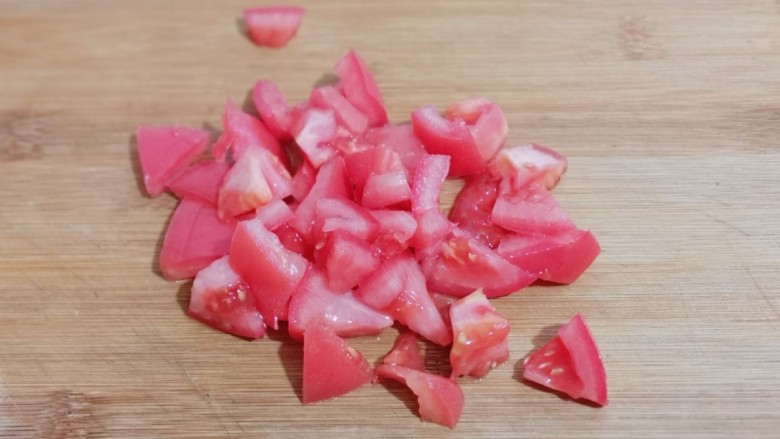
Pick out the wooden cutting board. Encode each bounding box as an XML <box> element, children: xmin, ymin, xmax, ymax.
<box><xmin>1</xmin><ymin>0</ymin><xmax>778</xmax><ymax>437</ymax></box>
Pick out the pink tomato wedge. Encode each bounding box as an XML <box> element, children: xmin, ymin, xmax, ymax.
<box><xmin>243</xmin><ymin>5</ymin><xmax>304</xmax><ymax>48</ymax></box>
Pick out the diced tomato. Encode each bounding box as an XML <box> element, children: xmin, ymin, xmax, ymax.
<box><xmin>168</xmin><ymin>160</ymin><xmax>230</xmax><ymax>205</ymax></box>
<box><xmin>489</xmin><ymin>143</ymin><xmax>568</xmax><ymax>190</ymax></box>
<box><xmin>252</xmin><ymin>80</ymin><xmax>293</xmax><ymax>140</ymax></box>
<box><xmin>448</xmin><ymin>171</ymin><xmax>505</xmax><ymax>248</ymax></box>
<box><xmin>411</xmin><ymin>106</ymin><xmax>485</xmax><ymax>177</ymax></box>
<box><xmin>362</xmin><ymin>170</ymin><xmax>413</xmax><ymax>209</ymax></box>
<box><xmin>376</xmin><ymin>365</ymin><xmax>464</xmax><ymax>429</ymax></box>
<box><xmin>411</xmin><ymin>208</ymin><xmax>453</xmax><ymax>251</ymax></box>
<box><xmin>229</xmin><ymin>218</ymin><xmax>309</xmax><ymax>329</ymax></box>
<box><xmin>370</xmin><ymin>209</ymin><xmax>417</xmax><ymax>257</ymax></box>
<box><xmin>357</xmin><ymin>253</ymin><xmax>451</xmax><ymax>346</ymax></box>
<box><xmin>290</xmin><ymin>159</ymin><xmax>316</xmax><ymax>201</ymax></box>
<box><xmin>421</xmin><ymin>228</ymin><xmax>536</xmax><ymax>298</ymax></box>
<box><xmin>136</xmin><ymin>125</ymin><xmax>210</xmax><ymax>197</ymax></box>
<box><xmin>443</xmin><ymin>97</ymin><xmax>507</xmax><ymax>163</ymax></box>
<box><xmin>382</xmin><ymin>331</ymin><xmax>425</xmax><ymax>371</ymax></box>
<box><xmin>411</xmin><ymin>154</ymin><xmax>449</xmax><ymax>214</ymax></box>
<box><xmin>311</xmin><ymin>85</ymin><xmax>369</xmax><ymax>136</ymax></box>
<box><xmin>212</xmin><ymin>100</ymin><xmax>282</xmax><ymax>162</ymax></box>
<box><xmin>449</xmin><ymin>291</ymin><xmax>509</xmax><ymax>378</ymax></box>
<box><xmin>275</xmin><ymin>223</ymin><xmax>313</xmax><ymax>260</ymax></box>
<box><xmin>491</xmin><ymin>182</ymin><xmax>574</xmax><ymax>236</ymax></box>
<box><xmin>498</xmin><ymin>229</ymin><xmax>600</xmax><ymax>284</ymax></box>
<box><xmin>292</xmin><ymin>106</ymin><xmax>339</xmax><ymax>168</ymax></box>
<box><xmin>243</xmin><ymin>5</ymin><xmax>304</xmax><ymax>48</ymax></box>
<box><xmin>159</xmin><ymin>197</ymin><xmax>236</xmax><ymax>280</ymax></box>
<box><xmin>316</xmin><ymin>231</ymin><xmax>380</xmax><ymax>292</ymax></box>
<box><xmin>288</xmin><ymin>268</ymin><xmax>392</xmax><ymax>341</ymax></box>
<box><xmin>254</xmin><ymin>198</ymin><xmax>294</xmax><ymax>231</ymax></box>
<box><xmin>303</xmin><ymin>324</ymin><xmax>374</xmax><ymax>404</ymax></box>
<box><xmin>312</xmin><ymin>197</ymin><xmax>380</xmax><ymax>243</ymax></box>
<box><xmin>335</xmin><ymin>50</ymin><xmax>388</xmax><ymax>128</ymax></box>
<box><xmin>363</xmin><ymin>124</ymin><xmax>427</xmax><ymax>176</ymax></box>
<box><xmin>523</xmin><ymin>314</ymin><xmax>608</xmax><ymax>406</ymax></box>
<box><xmin>343</xmin><ymin>147</ymin><xmax>376</xmax><ymax>201</ymax></box>
<box><xmin>431</xmin><ymin>292</ymin><xmax>456</xmax><ymax>327</ymax></box>
<box><xmin>217</xmin><ymin>146</ymin><xmax>291</xmax><ymax>220</ymax></box>
<box><xmin>187</xmin><ymin>256</ymin><xmax>265</xmax><ymax>339</ymax></box>
<box><xmin>290</xmin><ymin>156</ymin><xmax>351</xmax><ymax>242</ymax></box>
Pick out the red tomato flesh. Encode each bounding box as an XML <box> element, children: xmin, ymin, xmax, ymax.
<box><xmin>136</xmin><ymin>125</ymin><xmax>209</xmax><ymax>197</ymax></box>
<box><xmin>168</xmin><ymin>160</ymin><xmax>230</xmax><ymax>205</ymax></box>
<box><xmin>303</xmin><ymin>324</ymin><xmax>374</xmax><ymax>404</ymax></box>
<box><xmin>383</xmin><ymin>331</ymin><xmax>426</xmax><ymax>371</ymax></box>
<box><xmin>188</xmin><ymin>256</ymin><xmax>265</xmax><ymax>339</ymax></box>
<box><xmin>523</xmin><ymin>314</ymin><xmax>608</xmax><ymax>406</ymax></box>
<box><xmin>243</xmin><ymin>6</ymin><xmax>304</xmax><ymax>48</ymax></box>
<box><xmin>449</xmin><ymin>290</ymin><xmax>510</xmax><ymax>378</ymax></box>
<box><xmin>252</xmin><ymin>80</ymin><xmax>293</xmax><ymax>140</ymax></box>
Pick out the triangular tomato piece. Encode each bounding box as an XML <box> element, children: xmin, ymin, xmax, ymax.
<box><xmin>523</xmin><ymin>314</ymin><xmax>608</xmax><ymax>406</ymax></box>
<box><xmin>168</xmin><ymin>160</ymin><xmax>230</xmax><ymax>205</ymax></box>
<box><xmin>228</xmin><ymin>218</ymin><xmax>309</xmax><ymax>329</ymax></box>
<box><xmin>217</xmin><ymin>146</ymin><xmax>291</xmax><ymax>220</ymax></box>
<box><xmin>315</xmin><ymin>231</ymin><xmax>380</xmax><ymax>292</ymax></box>
<box><xmin>334</xmin><ymin>50</ymin><xmax>388</xmax><ymax>128</ymax></box>
<box><xmin>187</xmin><ymin>256</ymin><xmax>265</xmax><ymax>339</ymax></box>
<box><xmin>159</xmin><ymin>197</ymin><xmax>236</xmax><ymax>280</ymax></box>
<box><xmin>290</xmin><ymin>156</ymin><xmax>351</xmax><ymax>242</ymax></box>
<box><xmin>136</xmin><ymin>125</ymin><xmax>209</xmax><ymax>197</ymax></box>
<box><xmin>212</xmin><ymin>100</ymin><xmax>281</xmax><ymax>162</ymax></box>
<box><xmin>302</xmin><ymin>325</ymin><xmax>374</xmax><ymax>404</ymax></box>
<box><xmin>376</xmin><ymin>365</ymin><xmax>464</xmax><ymax>429</ymax></box>
<box><xmin>491</xmin><ymin>182</ymin><xmax>574</xmax><ymax>235</ymax></box>
<box><xmin>382</xmin><ymin>331</ymin><xmax>425</xmax><ymax>371</ymax></box>
<box><xmin>252</xmin><ymin>80</ymin><xmax>293</xmax><ymax>140</ymax></box>
<box><xmin>288</xmin><ymin>268</ymin><xmax>391</xmax><ymax>341</ymax></box>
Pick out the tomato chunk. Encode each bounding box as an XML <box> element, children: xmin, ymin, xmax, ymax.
<box><xmin>292</xmin><ymin>106</ymin><xmax>339</xmax><ymax>168</ymax></box>
<box><xmin>254</xmin><ymin>198</ymin><xmax>294</xmax><ymax>231</ymax></box>
<box><xmin>335</xmin><ymin>50</ymin><xmax>388</xmax><ymax>128</ymax></box>
<box><xmin>376</xmin><ymin>365</ymin><xmax>464</xmax><ymax>428</ymax></box>
<box><xmin>243</xmin><ymin>5</ymin><xmax>304</xmax><ymax>48</ymax></box>
<box><xmin>252</xmin><ymin>80</ymin><xmax>293</xmax><ymax>140</ymax></box>
<box><xmin>448</xmin><ymin>171</ymin><xmax>505</xmax><ymax>248</ymax></box>
<box><xmin>212</xmin><ymin>100</ymin><xmax>281</xmax><ymax>162</ymax></box>
<box><xmin>363</xmin><ymin>124</ymin><xmax>426</xmax><ymax>176</ymax></box>
<box><xmin>310</xmin><ymin>85</ymin><xmax>369</xmax><ymax>136</ymax></box>
<box><xmin>489</xmin><ymin>143</ymin><xmax>568</xmax><ymax>190</ymax></box>
<box><xmin>168</xmin><ymin>160</ymin><xmax>230</xmax><ymax>205</ymax></box>
<box><xmin>217</xmin><ymin>146</ymin><xmax>291</xmax><ymax>220</ymax></box>
<box><xmin>316</xmin><ymin>231</ymin><xmax>380</xmax><ymax>292</ymax></box>
<box><xmin>411</xmin><ymin>106</ymin><xmax>485</xmax><ymax>177</ymax></box>
<box><xmin>303</xmin><ymin>324</ymin><xmax>374</xmax><ymax>404</ymax></box>
<box><xmin>449</xmin><ymin>291</ymin><xmax>509</xmax><ymax>378</ymax></box>
<box><xmin>523</xmin><ymin>314</ymin><xmax>608</xmax><ymax>406</ymax></box>
<box><xmin>443</xmin><ymin>97</ymin><xmax>507</xmax><ymax>163</ymax></box>
<box><xmin>229</xmin><ymin>218</ymin><xmax>309</xmax><ymax>329</ymax></box>
<box><xmin>188</xmin><ymin>256</ymin><xmax>265</xmax><ymax>339</ymax></box>
<box><xmin>159</xmin><ymin>197</ymin><xmax>236</xmax><ymax>280</ymax></box>
<box><xmin>382</xmin><ymin>331</ymin><xmax>425</xmax><ymax>371</ymax></box>
<box><xmin>136</xmin><ymin>125</ymin><xmax>209</xmax><ymax>197</ymax></box>
<box><xmin>312</xmin><ymin>197</ymin><xmax>380</xmax><ymax>244</ymax></box>
<box><xmin>288</xmin><ymin>268</ymin><xmax>392</xmax><ymax>341</ymax></box>
<box><xmin>498</xmin><ymin>229</ymin><xmax>600</xmax><ymax>284</ymax></box>
<box><xmin>290</xmin><ymin>156</ymin><xmax>351</xmax><ymax>242</ymax></box>
<box><xmin>491</xmin><ymin>182</ymin><xmax>574</xmax><ymax>236</ymax></box>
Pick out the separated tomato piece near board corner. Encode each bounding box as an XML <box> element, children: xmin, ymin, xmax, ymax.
<box><xmin>187</xmin><ymin>256</ymin><xmax>266</xmax><ymax>339</ymax></box>
<box><xmin>136</xmin><ymin>125</ymin><xmax>210</xmax><ymax>197</ymax></box>
<box><xmin>523</xmin><ymin>313</ymin><xmax>608</xmax><ymax>406</ymax></box>
<box><xmin>302</xmin><ymin>324</ymin><xmax>374</xmax><ymax>404</ymax></box>
<box><xmin>449</xmin><ymin>290</ymin><xmax>510</xmax><ymax>378</ymax></box>
<box><xmin>243</xmin><ymin>5</ymin><xmax>304</xmax><ymax>48</ymax></box>
<box><xmin>376</xmin><ymin>364</ymin><xmax>464</xmax><ymax>429</ymax></box>
<box><xmin>159</xmin><ymin>197</ymin><xmax>236</xmax><ymax>280</ymax></box>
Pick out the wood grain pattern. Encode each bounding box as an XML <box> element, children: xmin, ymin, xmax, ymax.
<box><xmin>1</xmin><ymin>0</ymin><xmax>779</xmax><ymax>437</ymax></box>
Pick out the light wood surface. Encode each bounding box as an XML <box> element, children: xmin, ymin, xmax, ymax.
<box><xmin>1</xmin><ymin>1</ymin><xmax>779</xmax><ymax>437</ymax></box>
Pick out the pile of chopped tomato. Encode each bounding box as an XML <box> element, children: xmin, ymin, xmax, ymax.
<box><xmin>134</xmin><ymin>9</ymin><xmax>608</xmax><ymax>428</ymax></box>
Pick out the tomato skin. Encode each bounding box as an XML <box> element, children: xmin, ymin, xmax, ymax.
<box><xmin>288</xmin><ymin>268</ymin><xmax>392</xmax><ymax>341</ymax></box>
<box><xmin>376</xmin><ymin>365</ymin><xmax>464</xmax><ymax>429</ymax></box>
<box><xmin>187</xmin><ymin>256</ymin><xmax>266</xmax><ymax>339</ymax></box>
<box><xmin>449</xmin><ymin>291</ymin><xmax>510</xmax><ymax>378</ymax></box>
<box><xmin>228</xmin><ymin>218</ymin><xmax>309</xmax><ymax>329</ymax></box>
<box><xmin>159</xmin><ymin>197</ymin><xmax>236</xmax><ymax>281</ymax></box>
<box><xmin>252</xmin><ymin>80</ymin><xmax>293</xmax><ymax>140</ymax></box>
<box><xmin>411</xmin><ymin>106</ymin><xmax>485</xmax><ymax>177</ymax></box>
<box><xmin>136</xmin><ymin>125</ymin><xmax>210</xmax><ymax>197</ymax></box>
<box><xmin>522</xmin><ymin>314</ymin><xmax>608</xmax><ymax>406</ymax></box>
<box><xmin>303</xmin><ymin>324</ymin><xmax>374</xmax><ymax>404</ymax></box>
<box><xmin>335</xmin><ymin>50</ymin><xmax>388</xmax><ymax>128</ymax></box>
<box><xmin>243</xmin><ymin>6</ymin><xmax>304</xmax><ymax>48</ymax></box>
<box><xmin>497</xmin><ymin>229</ymin><xmax>600</xmax><ymax>284</ymax></box>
